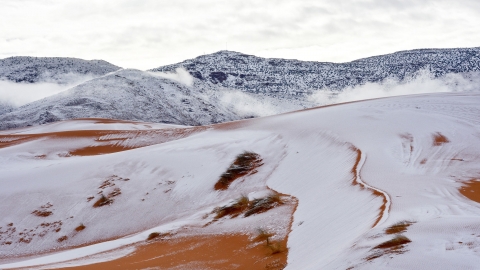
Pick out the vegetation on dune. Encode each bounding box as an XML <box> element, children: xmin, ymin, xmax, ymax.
<box><xmin>254</xmin><ymin>228</ymin><xmax>274</xmax><ymax>245</ymax></box>
<box><xmin>245</xmin><ymin>193</ymin><xmax>283</xmax><ymax>217</ymax></box>
<box><xmin>93</xmin><ymin>194</ymin><xmax>112</xmax><ymax>208</ymax></box>
<box><xmin>266</xmin><ymin>241</ymin><xmax>285</xmax><ymax>255</ymax></box>
<box><xmin>147</xmin><ymin>232</ymin><xmax>171</xmax><ymax>241</ymax></box>
<box><xmin>374</xmin><ymin>235</ymin><xmax>411</xmax><ymax>250</ymax></box>
<box><xmin>385</xmin><ymin>221</ymin><xmax>414</xmax><ymax>235</ymax></box>
<box><xmin>214</xmin><ymin>151</ymin><xmax>263</xmax><ymax>190</ymax></box>
<box><xmin>214</xmin><ymin>195</ymin><xmax>250</xmax><ymax>219</ymax></box>
<box><xmin>31</xmin><ymin>210</ymin><xmax>53</xmax><ymax>217</ymax></box>
<box><xmin>214</xmin><ymin>192</ymin><xmax>285</xmax><ymax>219</ymax></box>
<box><xmin>75</xmin><ymin>223</ymin><xmax>86</xmax><ymax>232</ymax></box>
<box><xmin>254</xmin><ymin>228</ymin><xmax>286</xmax><ymax>255</ymax></box>
<box><xmin>57</xmin><ymin>235</ymin><xmax>68</xmax><ymax>242</ymax></box>
<box><xmin>366</xmin><ymin>221</ymin><xmax>414</xmax><ymax>261</ymax></box>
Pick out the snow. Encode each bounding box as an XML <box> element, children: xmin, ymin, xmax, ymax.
<box><xmin>40</xmin><ymin>247</ymin><xmax>136</xmax><ymax>269</ymax></box>
<box><xmin>3</xmin><ymin>48</ymin><xmax>480</xmax><ymax>131</ymax></box>
<box><xmin>0</xmin><ymin>56</ymin><xmax>120</xmax><ymax>84</ymax></box>
<box><xmin>152</xmin><ymin>49</ymin><xmax>480</xmax><ymax>93</ymax></box>
<box><xmin>355</xmin><ymin>150</ymin><xmax>392</xmax><ymax>226</ymax></box>
<box><xmin>0</xmin><ymin>69</ymin><xmax>251</xmax><ymax>130</ymax></box>
<box><xmin>1</xmin><ymin>92</ymin><xmax>480</xmax><ymax>269</ymax></box>
<box><xmin>0</xmin><ymin>118</ymin><xmax>184</xmax><ymax>135</ymax></box>
<box><xmin>0</xmin><ymin>214</ymin><xmax>209</xmax><ymax>269</ymax></box>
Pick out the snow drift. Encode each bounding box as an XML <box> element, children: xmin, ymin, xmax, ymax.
<box><xmin>1</xmin><ymin>92</ymin><xmax>480</xmax><ymax>269</ymax></box>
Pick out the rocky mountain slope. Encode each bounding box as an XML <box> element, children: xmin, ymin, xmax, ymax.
<box><xmin>0</xmin><ymin>57</ymin><xmax>121</xmax><ymax>84</ymax></box>
<box><xmin>0</xmin><ymin>102</ymin><xmax>14</xmax><ymax>115</ymax></box>
<box><xmin>151</xmin><ymin>48</ymin><xmax>480</xmax><ymax>95</ymax></box>
<box><xmin>0</xmin><ymin>69</ymin><xmax>246</xmax><ymax>130</ymax></box>
<box><xmin>1</xmin><ymin>48</ymin><xmax>479</xmax><ymax>130</ymax></box>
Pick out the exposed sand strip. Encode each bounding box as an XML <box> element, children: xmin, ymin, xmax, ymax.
<box><xmin>459</xmin><ymin>179</ymin><xmax>480</xmax><ymax>203</ymax></box>
<box><xmin>0</xmin><ymin>217</ymin><xmax>196</xmax><ymax>269</ymax></box>
<box><xmin>2</xmin><ymin>190</ymin><xmax>296</xmax><ymax>269</ymax></box>
<box><xmin>351</xmin><ymin>147</ymin><xmax>391</xmax><ymax>228</ymax></box>
<box><xmin>50</xmin><ymin>234</ymin><xmax>288</xmax><ymax>270</ymax></box>
<box><xmin>7</xmin><ymin>200</ymin><xmax>295</xmax><ymax>270</ymax></box>
<box><xmin>0</xmin><ymin>127</ymin><xmax>206</xmax><ymax>156</ymax></box>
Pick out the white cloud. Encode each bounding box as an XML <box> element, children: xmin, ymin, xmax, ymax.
<box><xmin>0</xmin><ymin>72</ymin><xmax>95</xmax><ymax>107</ymax></box>
<box><xmin>220</xmin><ymin>90</ymin><xmax>279</xmax><ymax>117</ymax></box>
<box><xmin>0</xmin><ymin>81</ymin><xmax>69</xmax><ymax>107</ymax></box>
<box><xmin>308</xmin><ymin>71</ymin><xmax>480</xmax><ymax>105</ymax></box>
<box><xmin>1</xmin><ymin>0</ymin><xmax>480</xmax><ymax>69</ymax></box>
<box><xmin>149</xmin><ymin>68</ymin><xmax>194</xmax><ymax>87</ymax></box>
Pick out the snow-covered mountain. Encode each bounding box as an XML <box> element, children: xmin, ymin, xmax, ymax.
<box><xmin>0</xmin><ymin>57</ymin><xmax>121</xmax><ymax>84</ymax></box>
<box><xmin>0</xmin><ymin>67</ymin><xmax>312</xmax><ymax>130</ymax></box>
<box><xmin>1</xmin><ymin>48</ymin><xmax>479</xmax><ymax>130</ymax></box>
<box><xmin>151</xmin><ymin>47</ymin><xmax>480</xmax><ymax>95</ymax></box>
<box><xmin>0</xmin><ymin>57</ymin><xmax>122</xmax><ymax>116</ymax></box>
<box><xmin>0</xmin><ymin>69</ymin><xmax>249</xmax><ymax>130</ymax></box>
<box><xmin>0</xmin><ymin>102</ymin><xmax>14</xmax><ymax>115</ymax></box>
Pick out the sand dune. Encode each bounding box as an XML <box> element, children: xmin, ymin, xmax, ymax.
<box><xmin>1</xmin><ymin>92</ymin><xmax>480</xmax><ymax>269</ymax></box>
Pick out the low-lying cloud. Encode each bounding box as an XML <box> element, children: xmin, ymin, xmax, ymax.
<box><xmin>219</xmin><ymin>70</ymin><xmax>480</xmax><ymax>119</ymax></box>
<box><xmin>0</xmin><ymin>73</ymin><xmax>100</xmax><ymax>108</ymax></box>
<box><xmin>220</xmin><ymin>90</ymin><xmax>281</xmax><ymax>117</ymax></box>
<box><xmin>0</xmin><ymin>81</ymin><xmax>72</xmax><ymax>107</ymax></box>
<box><xmin>37</xmin><ymin>72</ymin><xmax>97</xmax><ymax>85</ymax></box>
<box><xmin>309</xmin><ymin>70</ymin><xmax>480</xmax><ymax>105</ymax></box>
<box><xmin>149</xmin><ymin>68</ymin><xmax>194</xmax><ymax>87</ymax></box>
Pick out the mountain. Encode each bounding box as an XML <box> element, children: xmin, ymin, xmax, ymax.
<box><xmin>0</xmin><ymin>69</ymin><xmax>247</xmax><ymax>130</ymax></box>
<box><xmin>1</xmin><ymin>48</ymin><xmax>479</xmax><ymax>130</ymax></box>
<box><xmin>1</xmin><ymin>92</ymin><xmax>480</xmax><ymax>269</ymax></box>
<box><xmin>151</xmin><ymin>48</ymin><xmax>480</xmax><ymax>95</ymax></box>
<box><xmin>0</xmin><ymin>102</ymin><xmax>14</xmax><ymax>115</ymax></box>
<box><xmin>0</xmin><ymin>57</ymin><xmax>121</xmax><ymax>84</ymax></box>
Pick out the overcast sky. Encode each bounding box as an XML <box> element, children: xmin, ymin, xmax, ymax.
<box><xmin>1</xmin><ymin>0</ymin><xmax>479</xmax><ymax>70</ymax></box>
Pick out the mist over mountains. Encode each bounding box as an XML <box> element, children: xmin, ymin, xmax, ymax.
<box><xmin>0</xmin><ymin>57</ymin><xmax>122</xmax><ymax>111</ymax></box>
<box><xmin>0</xmin><ymin>47</ymin><xmax>479</xmax><ymax>130</ymax></box>
<box><xmin>0</xmin><ymin>69</ymin><xmax>244</xmax><ymax>130</ymax></box>
<box><xmin>152</xmin><ymin>48</ymin><xmax>480</xmax><ymax>94</ymax></box>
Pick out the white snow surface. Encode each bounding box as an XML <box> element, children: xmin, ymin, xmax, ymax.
<box><xmin>1</xmin><ymin>92</ymin><xmax>480</xmax><ymax>269</ymax></box>
<box><xmin>3</xmin><ymin>49</ymin><xmax>480</xmax><ymax>131</ymax></box>
<box><xmin>0</xmin><ymin>118</ymin><xmax>183</xmax><ymax>135</ymax></box>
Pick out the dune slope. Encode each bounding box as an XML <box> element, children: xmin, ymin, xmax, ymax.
<box><xmin>1</xmin><ymin>92</ymin><xmax>480</xmax><ymax>269</ymax></box>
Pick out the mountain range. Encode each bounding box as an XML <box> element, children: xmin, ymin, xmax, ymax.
<box><xmin>0</xmin><ymin>57</ymin><xmax>121</xmax><ymax>84</ymax></box>
<box><xmin>152</xmin><ymin>48</ymin><xmax>480</xmax><ymax>94</ymax></box>
<box><xmin>0</xmin><ymin>47</ymin><xmax>479</xmax><ymax>130</ymax></box>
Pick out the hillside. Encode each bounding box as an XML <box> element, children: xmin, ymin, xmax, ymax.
<box><xmin>0</xmin><ymin>69</ymin><xmax>243</xmax><ymax>129</ymax></box>
<box><xmin>0</xmin><ymin>57</ymin><xmax>121</xmax><ymax>84</ymax></box>
<box><xmin>151</xmin><ymin>48</ymin><xmax>480</xmax><ymax>95</ymax></box>
<box><xmin>0</xmin><ymin>69</ymin><xmax>307</xmax><ymax>130</ymax></box>
<box><xmin>1</xmin><ymin>47</ymin><xmax>479</xmax><ymax>130</ymax></box>
<box><xmin>0</xmin><ymin>102</ymin><xmax>14</xmax><ymax>115</ymax></box>
<box><xmin>1</xmin><ymin>92</ymin><xmax>480</xmax><ymax>269</ymax></box>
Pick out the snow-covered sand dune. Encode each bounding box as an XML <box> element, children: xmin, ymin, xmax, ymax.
<box><xmin>1</xmin><ymin>92</ymin><xmax>480</xmax><ymax>269</ymax></box>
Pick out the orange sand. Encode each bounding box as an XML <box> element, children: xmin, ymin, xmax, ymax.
<box><xmin>74</xmin><ymin>118</ymin><xmax>147</xmax><ymax>124</ymax></box>
<box><xmin>350</xmin><ymin>147</ymin><xmax>389</xmax><ymax>228</ymax></box>
<box><xmin>9</xmin><ymin>191</ymin><xmax>297</xmax><ymax>269</ymax></box>
<box><xmin>0</xmin><ymin>126</ymin><xmax>205</xmax><ymax>156</ymax></box>
<box><xmin>459</xmin><ymin>179</ymin><xmax>480</xmax><ymax>203</ymax></box>
<box><xmin>1</xmin><ymin>119</ymin><xmax>297</xmax><ymax>269</ymax></box>
<box><xmin>433</xmin><ymin>132</ymin><xmax>450</xmax><ymax>146</ymax></box>
<box><xmin>56</xmin><ymin>234</ymin><xmax>287</xmax><ymax>270</ymax></box>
